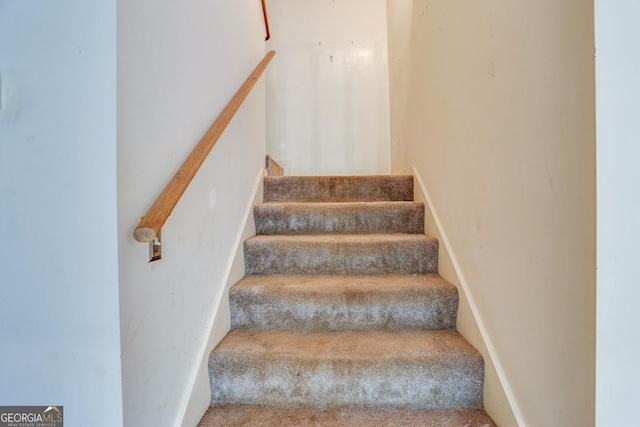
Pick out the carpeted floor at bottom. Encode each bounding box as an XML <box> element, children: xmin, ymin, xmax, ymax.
<box><xmin>198</xmin><ymin>404</ymin><xmax>496</xmax><ymax>427</ymax></box>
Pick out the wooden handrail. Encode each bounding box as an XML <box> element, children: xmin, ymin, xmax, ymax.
<box><xmin>134</xmin><ymin>51</ymin><xmax>276</xmax><ymax>242</ymax></box>
<box><xmin>261</xmin><ymin>0</ymin><xmax>271</xmax><ymax>41</ymax></box>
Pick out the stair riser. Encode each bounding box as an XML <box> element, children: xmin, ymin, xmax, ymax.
<box><xmin>209</xmin><ymin>357</ymin><xmax>484</xmax><ymax>409</ymax></box>
<box><xmin>254</xmin><ymin>203</ymin><xmax>425</xmax><ymax>235</ymax></box>
<box><xmin>230</xmin><ymin>290</ymin><xmax>457</xmax><ymax>331</ymax></box>
<box><xmin>264</xmin><ymin>176</ymin><xmax>414</xmax><ymax>203</ymax></box>
<box><xmin>244</xmin><ymin>239</ymin><xmax>438</xmax><ymax>275</ymax></box>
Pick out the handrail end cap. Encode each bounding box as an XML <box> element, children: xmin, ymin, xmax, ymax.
<box><xmin>134</xmin><ymin>226</ymin><xmax>157</xmax><ymax>243</ymax></box>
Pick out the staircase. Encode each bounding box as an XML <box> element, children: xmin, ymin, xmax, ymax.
<box><xmin>198</xmin><ymin>175</ymin><xmax>496</xmax><ymax>426</ymax></box>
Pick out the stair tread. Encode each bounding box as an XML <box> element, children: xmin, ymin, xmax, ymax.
<box><xmin>231</xmin><ymin>274</ymin><xmax>458</xmax><ymax>331</ymax></box>
<box><xmin>264</xmin><ymin>175</ymin><xmax>414</xmax><ymax>202</ymax></box>
<box><xmin>210</xmin><ymin>329</ymin><xmax>484</xmax><ymax>408</ymax></box>
<box><xmin>244</xmin><ymin>234</ymin><xmax>439</xmax><ymax>275</ymax></box>
<box><xmin>255</xmin><ymin>201</ymin><xmax>425</xmax><ymax>235</ymax></box>
<box><xmin>212</xmin><ymin>329</ymin><xmax>480</xmax><ymax>362</ymax></box>
<box><xmin>199</xmin><ymin>404</ymin><xmax>496</xmax><ymax>427</ymax></box>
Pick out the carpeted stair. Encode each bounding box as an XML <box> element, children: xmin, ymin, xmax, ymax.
<box><xmin>199</xmin><ymin>175</ymin><xmax>496</xmax><ymax>426</ymax></box>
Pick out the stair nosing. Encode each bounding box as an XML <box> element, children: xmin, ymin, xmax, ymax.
<box><xmin>231</xmin><ymin>273</ymin><xmax>455</xmax><ymax>293</ymax></box>
<box><xmin>245</xmin><ymin>233</ymin><xmax>437</xmax><ymax>242</ymax></box>
<box><xmin>211</xmin><ymin>329</ymin><xmax>481</xmax><ymax>363</ymax></box>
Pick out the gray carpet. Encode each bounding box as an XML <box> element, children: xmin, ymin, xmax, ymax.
<box><xmin>254</xmin><ymin>202</ymin><xmax>425</xmax><ymax>235</ymax></box>
<box><xmin>263</xmin><ymin>175</ymin><xmax>414</xmax><ymax>203</ymax></box>
<box><xmin>230</xmin><ymin>274</ymin><xmax>458</xmax><ymax>331</ymax></box>
<box><xmin>244</xmin><ymin>234</ymin><xmax>439</xmax><ymax>275</ymax></box>
<box><xmin>201</xmin><ymin>175</ymin><xmax>495</xmax><ymax>426</ymax></box>
<box><xmin>199</xmin><ymin>405</ymin><xmax>496</xmax><ymax>427</ymax></box>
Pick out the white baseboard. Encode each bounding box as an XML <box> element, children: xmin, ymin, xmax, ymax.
<box><xmin>405</xmin><ymin>166</ymin><xmax>526</xmax><ymax>426</ymax></box>
<box><xmin>175</xmin><ymin>167</ymin><xmax>265</xmax><ymax>427</ymax></box>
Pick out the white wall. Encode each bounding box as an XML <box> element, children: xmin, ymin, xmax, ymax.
<box><xmin>117</xmin><ymin>1</ymin><xmax>267</xmax><ymax>425</ymax></box>
<box><xmin>387</xmin><ymin>1</ymin><xmax>596</xmax><ymax>426</ymax></box>
<box><xmin>595</xmin><ymin>1</ymin><xmax>640</xmax><ymax>425</ymax></box>
<box><xmin>266</xmin><ymin>0</ymin><xmax>390</xmax><ymax>175</ymax></box>
<box><xmin>0</xmin><ymin>2</ymin><xmax>123</xmax><ymax>426</ymax></box>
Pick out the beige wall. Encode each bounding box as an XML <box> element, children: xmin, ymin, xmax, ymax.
<box><xmin>266</xmin><ymin>0</ymin><xmax>390</xmax><ymax>175</ymax></box>
<box><xmin>117</xmin><ymin>1</ymin><xmax>267</xmax><ymax>425</ymax></box>
<box><xmin>387</xmin><ymin>1</ymin><xmax>596</xmax><ymax>426</ymax></box>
